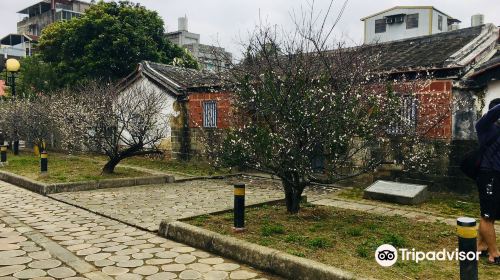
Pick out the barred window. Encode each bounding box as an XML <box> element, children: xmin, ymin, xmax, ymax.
<box><xmin>203</xmin><ymin>101</ymin><xmax>217</xmax><ymax>128</ymax></box>
<box><xmin>375</xmin><ymin>19</ymin><xmax>386</xmax><ymax>33</ymax></box>
<box><xmin>388</xmin><ymin>95</ymin><xmax>418</xmax><ymax>135</ymax></box>
<box><xmin>406</xmin><ymin>14</ymin><xmax>419</xmax><ymax>29</ymax></box>
<box><xmin>438</xmin><ymin>15</ymin><xmax>443</xmax><ymax>31</ymax></box>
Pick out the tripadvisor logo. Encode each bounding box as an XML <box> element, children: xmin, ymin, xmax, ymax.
<box><xmin>375</xmin><ymin>244</ymin><xmax>480</xmax><ymax>267</ymax></box>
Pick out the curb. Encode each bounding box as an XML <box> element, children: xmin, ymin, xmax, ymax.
<box><xmin>0</xmin><ymin>170</ymin><xmax>175</xmax><ymax>195</ymax></box>
<box><xmin>159</xmin><ymin>220</ymin><xmax>359</xmax><ymax>280</ymax></box>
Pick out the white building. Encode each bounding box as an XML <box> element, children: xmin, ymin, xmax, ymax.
<box><xmin>166</xmin><ymin>17</ymin><xmax>232</xmax><ymax>71</ymax></box>
<box><xmin>362</xmin><ymin>6</ymin><xmax>461</xmax><ymax>44</ymax></box>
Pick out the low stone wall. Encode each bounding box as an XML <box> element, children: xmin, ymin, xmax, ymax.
<box><xmin>0</xmin><ymin>170</ymin><xmax>175</xmax><ymax>195</ymax></box>
<box><xmin>159</xmin><ymin>221</ymin><xmax>360</xmax><ymax>280</ymax></box>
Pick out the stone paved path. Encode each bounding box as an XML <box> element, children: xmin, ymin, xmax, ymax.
<box><xmin>0</xmin><ymin>181</ymin><xmax>279</xmax><ymax>280</ymax></box>
<box><xmin>50</xmin><ymin>177</ymin><xmax>336</xmax><ymax>232</ymax></box>
<box><xmin>312</xmin><ymin>197</ymin><xmax>500</xmax><ymax>233</ymax></box>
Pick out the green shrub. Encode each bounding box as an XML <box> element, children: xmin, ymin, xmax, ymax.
<box><xmin>382</xmin><ymin>233</ymin><xmax>406</xmax><ymax>247</ymax></box>
<box><xmin>307</xmin><ymin>237</ymin><xmax>331</xmax><ymax>249</ymax></box>
<box><xmin>261</xmin><ymin>224</ymin><xmax>285</xmax><ymax>236</ymax></box>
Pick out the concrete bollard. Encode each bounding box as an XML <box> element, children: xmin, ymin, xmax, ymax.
<box><xmin>457</xmin><ymin>217</ymin><xmax>478</xmax><ymax>280</ymax></box>
<box><xmin>40</xmin><ymin>151</ymin><xmax>48</xmax><ymax>174</ymax></box>
<box><xmin>0</xmin><ymin>146</ymin><xmax>7</xmax><ymax>164</ymax></box>
<box><xmin>233</xmin><ymin>183</ymin><xmax>245</xmax><ymax>232</ymax></box>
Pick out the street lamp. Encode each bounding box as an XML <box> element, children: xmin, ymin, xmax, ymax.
<box><xmin>5</xmin><ymin>58</ymin><xmax>20</xmax><ymax>96</ymax></box>
<box><xmin>5</xmin><ymin>58</ymin><xmax>20</xmax><ymax>155</ymax></box>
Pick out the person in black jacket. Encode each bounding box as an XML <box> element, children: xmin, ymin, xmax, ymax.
<box><xmin>475</xmin><ymin>98</ymin><xmax>500</xmax><ymax>265</ymax></box>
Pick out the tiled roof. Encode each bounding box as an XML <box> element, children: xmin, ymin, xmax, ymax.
<box><xmin>368</xmin><ymin>25</ymin><xmax>484</xmax><ymax>72</ymax></box>
<box><xmin>143</xmin><ymin>61</ymin><xmax>221</xmax><ymax>90</ymax></box>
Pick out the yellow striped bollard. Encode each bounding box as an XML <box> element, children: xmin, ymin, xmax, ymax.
<box><xmin>457</xmin><ymin>217</ymin><xmax>478</xmax><ymax>280</ymax></box>
<box><xmin>233</xmin><ymin>183</ymin><xmax>245</xmax><ymax>232</ymax></box>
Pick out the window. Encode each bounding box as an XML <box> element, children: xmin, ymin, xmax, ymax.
<box><xmin>438</xmin><ymin>15</ymin><xmax>443</xmax><ymax>31</ymax></box>
<box><xmin>375</xmin><ymin>19</ymin><xmax>386</xmax><ymax>33</ymax></box>
<box><xmin>406</xmin><ymin>14</ymin><xmax>419</xmax><ymax>29</ymax></box>
<box><xmin>203</xmin><ymin>101</ymin><xmax>217</xmax><ymax>128</ymax></box>
<box><xmin>387</xmin><ymin>95</ymin><xmax>418</xmax><ymax>135</ymax></box>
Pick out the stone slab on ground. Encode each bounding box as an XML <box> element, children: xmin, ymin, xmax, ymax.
<box><xmin>363</xmin><ymin>180</ymin><xmax>429</xmax><ymax>205</ymax></box>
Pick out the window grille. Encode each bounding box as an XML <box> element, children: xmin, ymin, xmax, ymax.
<box><xmin>438</xmin><ymin>15</ymin><xmax>443</xmax><ymax>31</ymax></box>
<box><xmin>375</xmin><ymin>19</ymin><xmax>386</xmax><ymax>33</ymax></box>
<box><xmin>203</xmin><ymin>101</ymin><xmax>217</xmax><ymax>128</ymax></box>
<box><xmin>388</xmin><ymin>95</ymin><xmax>418</xmax><ymax>135</ymax></box>
<box><xmin>406</xmin><ymin>14</ymin><xmax>419</xmax><ymax>29</ymax></box>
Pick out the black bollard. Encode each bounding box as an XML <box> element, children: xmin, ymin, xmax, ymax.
<box><xmin>13</xmin><ymin>140</ymin><xmax>19</xmax><ymax>155</ymax></box>
<box><xmin>40</xmin><ymin>151</ymin><xmax>48</xmax><ymax>173</ymax></box>
<box><xmin>0</xmin><ymin>146</ymin><xmax>6</xmax><ymax>163</ymax></box>
<box><xmin>457</xmin><ymin>217</ymin><xmax>478</xmax><ymax>280</ymax></box>
<box><xmin>233</xmin><ymin>183</ymin><xmax>245</xmax><ymax>232</ymax></box>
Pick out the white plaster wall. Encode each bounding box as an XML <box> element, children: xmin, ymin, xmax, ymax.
<box><xmin>431</xmin><ymin>10</ymin><xmax>449</xmax><ymax>34</ymax></box>
<box><xmin>364</xmin><ymin>8</ymin><xmax>439</xmax><ymax>43</ymax></box>
<box><xmin>120</xmin><ymin>76</ymin><xmax>178</xmax><ymax>149</ymax></box>
<box><xmin>483</xmin><ymin>80</ymin><xmax>500</xmax><ymax>115</ymax></box>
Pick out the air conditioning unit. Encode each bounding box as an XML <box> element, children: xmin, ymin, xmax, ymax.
<box><xmin>394</xmin><ymin>16</ymin><xmax>404</xmax><ymax>23</ymax></box>
<box><xmin>386</xmin><ymin>17</ymin><xmax>394</xmax><ymax>24</ymax></box>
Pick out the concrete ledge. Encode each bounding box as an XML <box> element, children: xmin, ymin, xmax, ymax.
<box><xmin>159</xmin><ymin>220</ymin><xmax>359</xmax><ymax>280</ymax></box>
<box><xmin>0</xmin><ymin>170</ymin><xmax>175</xmax><ymax>195</ymax></box>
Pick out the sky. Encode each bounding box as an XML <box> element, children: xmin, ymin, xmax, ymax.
<box><xmin>0</xmin><ymin>0</ymin><xmax>499</xmax><ymax>58</ymax></box>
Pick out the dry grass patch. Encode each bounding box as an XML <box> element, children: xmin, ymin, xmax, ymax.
<box><xmin>188</xmin><ymin>203</ymin><xmax>499</xmax><ymax>280</ymax></box>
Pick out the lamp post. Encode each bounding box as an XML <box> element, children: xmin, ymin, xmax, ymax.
<box><xmin>5</xmin><ymin>58</ymin><xmax>21</xmax><ymax>155</ymax></box>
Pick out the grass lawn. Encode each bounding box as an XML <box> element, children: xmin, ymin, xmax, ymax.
<box><xmin>188</xmin><ymin>203</ymin><xmax>500</xmax><ymax>280</ymax></box>
<box><xmin>1</xmin><ymin>151</ymin><xmax>148</xmax><ymax>183</ymax></box>
<box><xmin>121</xmin><ymin>156</ymin><xmax>231</xmax><ymax>177</ymax></box>
<box><xmin>337</xmin><ymin>186</ymin><xmax>480</xmax><ymax>218</ymax></box>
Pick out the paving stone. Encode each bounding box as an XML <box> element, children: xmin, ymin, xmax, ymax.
<box><xmin>145</xmin><ymin>272</ymin><xmax>177</xmax><ymax>280</ymax></box>
<box><xmin>102</xmin><ymin>245</ymin><xmax>128</xmax><ymax>252</ymax></box>
<box><xmin>93</xmin><ymin>259</ymin><xmax>115</xmax><ymax>267</ymax></box>
<box><xmin>0</xmin><ymin>265</ymin><xmax>25</xmax><ymax>277</ymax></box>
<box><xmin>67</xmin><ymin>244</ymin><xmax>91</xmax><ymax>251</ymax></box>
<box><xmin>28</xmin><ymin>251</ymin><xmax>51</xmax><ymax>260</ymax></box>
<box><xmin>116</xmin><ymin>273</ymin><xmax>142</xmax><ymax>280</ymax></box>
<box><xmin>204</xmin><ymin>270</ymin><xmax>229</xmax><ymax>280</ymax></box>
<box><xmin>22</xmin><ymin>246</ymin><xmax>41</xmax><ymax>252</ymax></box>
<box><xmin>175</xmin><ymin>254</ymin><xmax>197</xmax><ymax>264</ymax></box>
<box><xmin>191</xmin><ymin>251</ymin><xmax>211</xmax><ymax>258</ymax></box>
<box><xmin>230</xmin><ymin>270</ymin><xmax>258</xmax><ymax>279</ymax></box>
<box><xmin>28</xmin><ymin>259</ymin><xmax>62</xmax><ymax>269</ymax></box>
<box><xmin>199</xmin><ymin>258</ymin><xmax>225</xmax><ymax>265</ymax></box>
<box><xmin>109</xmin><ymin>255</ymin><xmax>131</xmax><ymax>262</ymax></box>
<box><xmin>76</xmin><ymin>247</ymin><xmax>101</xmax><ymax>256</ymax></box>
<box><xmin>188</xmin><ymin>263</ymin><xmax>213</xmax><ymax>273</ymax></box>
<box><xmin>0</xmin><ymin>257</ymin><xmax>32</xmax><ymax>265</ymax></box>
<box><xmin>179</xmin><ymin>269</ymin><xmax>202</xmax><ymax>279</ymax></box>
<box><xmin>102</xmin><ymin>266</ymin><xmax>129</xmax><ymax>276</ymax></box>
<box><xmin>117</xmin><ymin>259</ymin><xmax>144</xmax><ymax>268</ymax></box>
<box><xmin>213</xmin><ymin>263</ymin><xmax>241</xmax><ymax>271</ymax></box>
<box><xmin>0</xmin><ymin>250</ymin><xmax>26</xmax><ymax>258</ymax></box>
<box><xmin>146</xmin><ymin>258</ymin><xmax>172</xmax><ymax>265</ymax></box>
<box><xmin>84</xmin><ymin>253</ymin><xmax>111</xmax><ymax>262</ymax></box>
<box><xmin>132</xmin><ymin>265</ymin><xmax>159</xmax><ymax>276</ymax></box>
<box><xmin>172</xmin><ymin>246</ymin><xmax>196</xmax><ymax>253</ymax></box>
<box><xmin>13</xmin><ymin>268</ymin><xmax>47</xmax><ymax>279</ymax></box>
<box><xmin>156</xmin><ymin>251</ymin><xmax>179</xmax><ymax>259</ymax></box>
<box><xmin>0</xmin><ymin>244</ymin><xmax>20</xmax><ymax>251</ymax></box>
<box><xmin>162</xmin><ymin>263</ymin><xmax>187</xmax><ymax>272</ymax></box>
<box><xmin>131</xmin><ymin>252</ymin><xmax>153</xmax><ymax>259</ymax></box>
<box><xmin>47</xmin><ymin>267</ymin><xmax>76</xmax><ymax>279</ymax></box>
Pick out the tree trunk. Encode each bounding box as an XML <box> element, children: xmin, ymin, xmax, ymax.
<box><xmin>283</xmin><ymin>182</ymin><xmax>304</xmax><ymax>214</ymax></box>
<box><xmin>102</xmin><ymin>157</ymin><xmax>121</xmax><ymax>174</ymax></box>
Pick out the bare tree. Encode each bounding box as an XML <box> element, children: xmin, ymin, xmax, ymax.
<box><xmin>52</xmin><ymin>82</ymin><xmax>170</xmax><ymax>174</ymax></box>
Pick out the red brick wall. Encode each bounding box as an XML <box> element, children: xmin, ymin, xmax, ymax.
<box><xmin>188</xmin><ymin>92</ymin><xmax>232</xmax><ymax>129</ymax></box>
<box><xmin>415</xmin><ymin>80</ymin><xmax>453</xmax><ymax>139</ymax></box>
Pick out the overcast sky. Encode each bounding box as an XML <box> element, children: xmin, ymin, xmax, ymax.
<box><xmin>1</xmin><ymin>0</ymin><xmax>499</xmax><ymax>58</ymax></box>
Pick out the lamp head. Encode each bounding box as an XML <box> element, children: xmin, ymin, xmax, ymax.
<box><xmin>6</xmin><ymin>58</ymin><xmax>20</xmax><ymax>72</ymax></box>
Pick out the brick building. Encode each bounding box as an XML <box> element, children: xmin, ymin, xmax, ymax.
<box><xmin>117</xmin><ymin>61</ymin><xmax>231</xmax><ymax>160</ymax></box>
<box><xmin>361</xmin><ymin>23</ymin><xmax>500</xmax><ymax>190</ymax></box>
